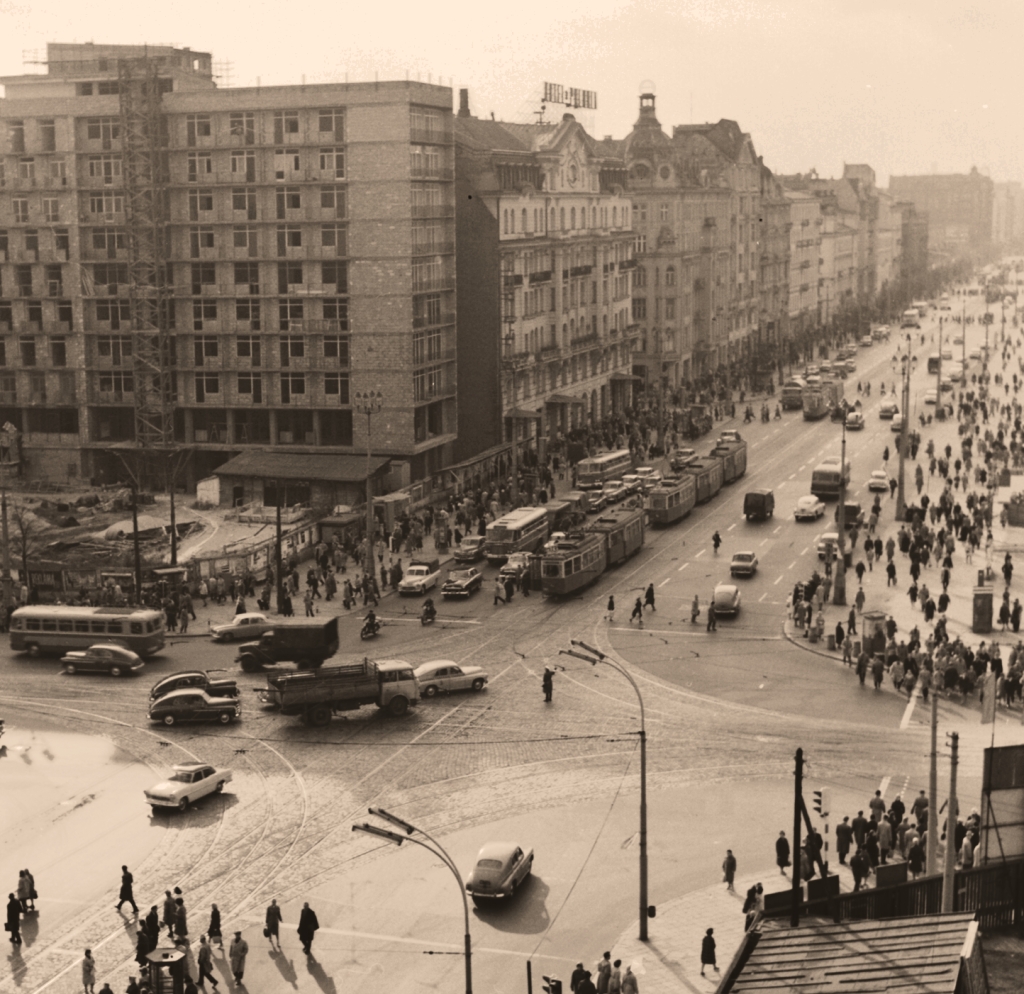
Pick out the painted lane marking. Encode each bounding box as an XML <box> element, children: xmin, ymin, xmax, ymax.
<box><xmin>760</xmin><ymin>539</ymin><xmax>769</xmax><ymax>547</ymax></box>
<box><xmin>677</xmin><ymin>562</ymin><xmax>690</xmax><ymax>572</ymax></box>
<box><xmin>787</xmin><ymin>560</ymin><xmax>797</xmax><ymax>570</ymax></box>
<box><xmin>759</xmin><ymin>592</ymin><xmax>768</xmax><ymax>602</ymax></box>
<box><xmin>773</xmin><ymin>526</ymin><xmax>782</xmax><ymax>535</ymax></box>
<box><xmin>774</xmin><ymin>575</ymin><xmax>784</xmax><ymax>585</ymax></box>
<box><xmin>658</xmin><ymin>577</ymin><xmax>671</xmax><ymax>588</ymax></box>
<box><xmin>801</xmin><ymin>547</ymin><xmax>809</xmax><ymax>556</ymax></box>
<box><xmin>727</xmin><ymin>523</ymin><xmax>737</xmax><ymax>531</ymax></box>
<box><xmin>695</xmin><ymin>549</ymin><xmax>706</xmax><ymax>558</ymax></box>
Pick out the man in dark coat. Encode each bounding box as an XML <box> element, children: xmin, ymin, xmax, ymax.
<box><xmin>542</xmin><ymin>667</ymin><xmax>554</xmax><ymax>703</ymax></box>
<box><xmin>135</xmin><ymin>928</ymin><xmax>150</xmax><ymax>968</ymax></box>
<box><xmin>6</xmin><ymin>893</ymin><xmax>21</xmax><ymax>945</ymax></box>
<box><xmin>569</xmin><ymin>964</ymin><xmax>588</xmax><ymax>992</ymax></box>
<box><xmin>144</xmin><ymin>906</ymin><xmax>160</xmax><ymax>950</ymax></box>
<box><xmin>700</xmin><ymin>928</ymin><xmax>719</xmax><ymax>977</ymax></box>
<box><xmin>297</xmin><ymin>903</ymin><xmax>319</xmax><ymax>956</ymax></box>
<box><xmin>117</xmin><ymin>866</ymin><xmax>139</xmax><ymax>915</ymax></box>
<box><xmin>835</xmin><ymin>816</ymin><xmax>854</xmax><ymax>865</ymax></box>
<box><xmin>775</xmin><ymin>831</ymin><xmax>790</xmax><ymax>874</ymax></box>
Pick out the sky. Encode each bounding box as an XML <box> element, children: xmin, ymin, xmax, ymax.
<box><xmin>1</xmin><ymin>0</ymin><xmax>1021</xmax><ymax>185</ymax></box>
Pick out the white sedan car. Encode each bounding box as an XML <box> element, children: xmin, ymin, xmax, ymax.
<box><xmin>924</xmin><ymin>388</ymin><xmax>938</xmax><ymax>405</ymax></box>
<box><xmin>413</xmin><ymin>660</ymin><xmax>489</xmax><ymax>697</ymax></box>
<box><xmin>210</xmin><ymin>612</ymin><xmax>273</xmax><ymax>642</ymax></box>
<box><xmin>144</xmin><ymin>763</ymin><xmax>232</xmax><ymax>812</ymax></box>
<box><xmin>817</xmin><ymin>531</ymin><xmax>840</xmax><ymax>558</ymax></box>
<box><xmin>868</xmin><ymin>470</ymin><xmax>889</xmax><ymax>492</ymax></box>
<box><xmin>794</xmin><ymin>495</ymin><xmax>826</xmax><ymax>521</ymax></box>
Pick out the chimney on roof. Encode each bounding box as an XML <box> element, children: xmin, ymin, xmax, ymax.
<box><xmin>458</xmin><ymin>88</ymin><xmax>471</xmax><ymax>118</ymax></box>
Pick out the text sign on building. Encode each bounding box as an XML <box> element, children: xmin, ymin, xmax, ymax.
<box><xmin>543</xmin><ymin>82</ymin><xmax>597</xmax><ymax>110</ymax></box>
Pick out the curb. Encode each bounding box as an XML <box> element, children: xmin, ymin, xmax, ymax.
<box><xmin>782</xmin><ymin>620</ymin><xmax>846</xmax><ymax>663</ymax></box>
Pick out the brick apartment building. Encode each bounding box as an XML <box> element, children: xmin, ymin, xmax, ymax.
<box><xmin>0</xmin><ymin>42</ymin><xmax>455</xmax><ymax>504</ymax></box>
<box><xmin>454</xmin><ymin>90</ymin><xmax>637</xmax><ymax>462</ymax></box>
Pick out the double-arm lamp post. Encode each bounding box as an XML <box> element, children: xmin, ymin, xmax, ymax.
<box><xmin>353</xmin><ymin>808</ymin><xmax>473</xmax><ymax>994</ymax></box>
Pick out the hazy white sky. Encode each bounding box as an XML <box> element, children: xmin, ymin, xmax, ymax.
<box><xmin>2</xmin><ymin>0</ymin><xmax>1021</xmax><ymax>185</ymax></box>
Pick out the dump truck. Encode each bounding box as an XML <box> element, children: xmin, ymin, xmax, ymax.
<box><xmin>258</xmin><ymin>657</ymin><xmax>420</xmax><ymax>722</ymax></box>
<box><xmin>708</xmin><ymin>437</ymin><xmax>748</xmax><ymax>484</ymax></box>
<box><xmin>235</xmin><ymin>617</ymin><xmax>340</xmax><ymax>673</ymax></box>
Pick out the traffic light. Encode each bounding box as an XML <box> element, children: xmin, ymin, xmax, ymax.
<box><xmin>542</xmin><ymin>977</ymin><xmax>562</xmax><ymax>994</ymax></box>
<box><xmin>812</xmin><ymin>787</ymin><xmax>831</xmax><ymax>818</ymax></box>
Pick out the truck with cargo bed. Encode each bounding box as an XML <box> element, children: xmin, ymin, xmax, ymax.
<box><xmin>258</xmin><ymin>657</ymin><xmax>420</xmax><ymax>722</ymax></box>
<box><xmin>235</xmin><ymin>617</ymin><xmax>339</xmax><ymax>673</ymax></box>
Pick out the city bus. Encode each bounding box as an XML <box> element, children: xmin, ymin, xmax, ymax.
<box><xmin>9</xmin><ymin>606</ymin><xmax>166</xmax><ymax>657</ymax></box>
<box><xmin>575</xmin><ymin>450</ymin><xmax>633</xmax><ymax>491</ymax></box>
<box><xmin>484</xmin><ymin>506</ymin><xmax>551</xmax><ymax>565</ymax></box>
<box><xmin>810</xmin><ymin>457</ymin><xmax>851</xmax><ymax>500</ymax></box>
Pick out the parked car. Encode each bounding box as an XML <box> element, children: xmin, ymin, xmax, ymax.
<box><xmin>868</xmin><ymin>470</ymin><xmax>889</xmax><ymax>492</ymax></box>
<box><xmin>442</xmin><ymin>568</ymin><xmax>484</xmax><ymax>599</ymax></box>
<box><xmin>892</xmin><ymin>414</ymin><xmax>905</xmax><ymax>432</ymax></box>
<box><xmin>465</xmin><ymin>842</ymin><xmax>534</xmax><ymax>904</ymax></box>
<box><xmin>729</xmin><ymin>552</ymin><xmax>758</xmax><ymax>577</ymax></box>
<box><xmin>879</xmin><ymin>400</ymin><xmax>899</xmax><ymax>419</ymax></box>
<box><xmin>398</xmin><ymin>558</ymin><xmax>441</xmax><ymax>596</ymax></box>
<box><xmin>845</xmin><ymin>410</ymin><xmax>865</xmax><ymax>430</ymax></box>
<box><xmin>499</xmin><ymin>552</ymin><xmax>532</xmax><ymax>583</ymax></box>
<box><xmin>210</xmin><ymin>612</ymin><xmax>274</xmax><ymax>642</ymax></box>
<box><xmin>845</xmin><ymin>358</ymin><xmax>857</xmax><ymax>372</ymax></box>
<box><xmin>860</xmin><ymin>335</ymin><xmax>873</xmax><ymax>347</ymax></box>
<box><xmin>453</xmin><ymin>536</ymin><xmax>486</xmax><ymax>563</ymax></box>
<box><xmin>794</xmin><ymin>495</ymin><xmax>826</xmax><ymax>521</ymax></box>
<box><xmin>148</xmin><ymin>689</ymin><xmax>241</xmax><ymax>726</ymax></box>
<box><xmin>924</xmin><ymin>388</ymin><xmax>938</xmax><ymax>405</ymax></box>
<box><xmin>620</xmin><ymin>474</ymin><xmax>641</xmax><ymax>495</ymax></box>
<box><xmin>60</xmin><ymin>644</ymin><xmax>144</xmax><ymax>677</ymax></box>
<box><xmin>969</xmin><ymin>348</ymin><xmax>982</xmax><ymax>360</ymax></box>
<box><xmin>144</xmin><ymin>763</ymin><xmax>232</xmax><ymax>812</ymax></box>
<box><xmin>711</xmin><ymin>583</ymin><xmax>741</xmax><ymax>616</ymax></box>
<box><xmin>413</xmin><ymin>660</ymin><xmax>489</xmax><ymax>697</ymax></box>
<box><xmin>602</xmin><ymin>480</ymin><xmax>628</xmax><ymax>504</ymax></box>
<box><xmin>149</xmin><ymin>670</ymin><xmax>239</xmax><ymax>702</ymax></box>
<box><xmin>817</xmin><ymin>531</ymin><xmax>841</xmax><ymax>558</ymax></box>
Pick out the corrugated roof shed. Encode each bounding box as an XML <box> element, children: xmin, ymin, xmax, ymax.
<box><xmin>726</xmin><ymin>913</ymin><xmax>978</xmax><ymax>994</ymax></box>
<box><xmin>212</xmin><ymin>451</ymin><xmax>389</xmax><ymax>483</ymax></box>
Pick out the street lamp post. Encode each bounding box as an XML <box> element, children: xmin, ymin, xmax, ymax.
<box><xmin>353</xmin><ymin>809</ymin><xmax>473</xmax><ymax>994</ymax></box>
<box><xmin>0</xmin><ymin>481</ymin><xmax>11</xmax><ymax>613</ymax></box>
<box><xmin>562</xmin><ymin>640</ymin><xmax>650</xmax><ymax>941</ymax></box>
<box><xmin>503</xmin><ymin>330</ymin><xmax>520</xmax><ymax>504</ymax></box>
<box><xmin>354</xmin><ymin>390</ymin><xmax>383</xmax><ymax>563</ymax></box>
<box><xmin>896</xmin><ymin>333</ymin><xmax>911</xmax><ymax>520</ymax></box>
<box><xmin>833</xmin><ymin>416</ymin><xmax>848</xmax><ymax>606</ymax></box>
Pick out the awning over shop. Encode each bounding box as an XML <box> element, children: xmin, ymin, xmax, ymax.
<box><xmin>546</xmin><ymin>393</ymin><xmax>586</xmax><ymax>405</ymax></box>
<box><xmin>506</xmin><ymin>407</ymin><xmax>543</xmax><ymax>418</ymax></box>
<box><xmin>609</xmin><ymin>372</ymin><xmax>643</xmax><ymax>381</ymax></box>
<box><xmin>213</xmin><ymin>450</ymin><xmax>390</xmax><ymax>483</ymax></box>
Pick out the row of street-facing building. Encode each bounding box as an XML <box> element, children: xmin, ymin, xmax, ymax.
<box><xmin>0</xmin><ymin>42</ymin><xmax>1006</xmax><ymax>505</ymax></box>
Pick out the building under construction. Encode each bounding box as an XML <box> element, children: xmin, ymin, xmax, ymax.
<box><xmin>0</xmin><ymin>42</ymin><xmax>456</xmax><ymax>502</ymax></box>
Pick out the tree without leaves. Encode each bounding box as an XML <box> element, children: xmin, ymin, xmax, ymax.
<box><xmin>9</xmin><ymin>503</ymin><xmax>47</xmax><ymax>579</ymax></box>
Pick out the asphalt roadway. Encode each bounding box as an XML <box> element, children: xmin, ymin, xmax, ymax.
<box><xmin>0</xmin><ymin>291</ymin><xmax>1016</xmax><ymax>994</ymax></box>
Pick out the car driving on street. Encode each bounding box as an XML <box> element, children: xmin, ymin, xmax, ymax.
<box><xmin>149</xmin><ymin>670</ymin><xmax>239</xmax><ymax>702</ymax></box>
<box><xmin>712</xmin><ymin>583</ymin><xmax>741</xmax><ymax>616</ymax></box>
<box><xmin>452</xmin><ymin>536</ymin><xmax>486</xmax><ymax>563</ymax></box>
<box><xmin>845</xmin><ymin>410</ymin><xmax>864</xmax><ymax>430</ymax></box>
<box><xmin>794</xmin><ymin>495</ymin><xmax>826</xmax><ymax>521</ymax></box>
<box><xmin>144</xmin><ymin>763</ymin><xmax>233</xmax><ymax>812</ymax></box>
<box><xmin>442</xmin><ymin>567</ymin><xmax>483</xmax><ymax>599</ymax></box>
<box><xmin>210</xmin><ymin>612</ymin><xmax>274</xmax><ymax>642</ymax></box>
<box><xmin>413</xmin><ymin>660</ymin><xmax>489</xmax><ymax>697</ymax></box>
<box><xmin>60</xmin><ymin>644</ymin><xmax>145</xmax><ymax>677</ymax></box>
<box><xmin>465</xmin><ymin>842</ymin><xmax>533</xmax><ymax>904</ymax></box>
<box><xmin>868</xmin><ymin>470</ymin><xmax>889</xmax><ymax>492</ymax></box>
<box><xmin>879</xmin><ymin>400</ymin><xmax>899</xmax><ymax>419</ymax></box>
<box><xmin>147</xmin><ymin>689</ymin><xmax>241</xmax><ymax>726</ymax></box>
<box><xmin>729</xmin><ymin>552</ymin><xmax>758</xmax><ymax>577</ymax></box>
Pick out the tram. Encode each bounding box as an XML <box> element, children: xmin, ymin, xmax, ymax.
<box><xmin>540</xmin><ymin>506</ymin><xmax>645</xmax><ymax>596</ymax></box>
<box><xmin>647</xmin><ymin>474</ymin><xmax>697</xmax><ymax>526</ymax></box>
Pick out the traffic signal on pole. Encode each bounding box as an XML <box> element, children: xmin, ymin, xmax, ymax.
<box><xmin>812</xmin><ymin>787</ymin><xmax>830</xmax><ymax>818</ymax></box>
<box><xmin>542</xmin><ymin>977</ymin><xmax>562</xmax><ymax>994</ymax></box>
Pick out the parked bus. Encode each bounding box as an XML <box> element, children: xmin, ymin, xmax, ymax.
<box><xmin>575</xmin><ymin>449</ymin><xmax>633</xmax><ymax>491</ymax></box>
<box><xmin>484</xmin><ymin>506</ymin><xmax>551</xmax><ymax>565</ymax></box>
<box><xmin>9</xmin><ymin>606</ymin><xmax>166</xmax><ymax>657</ymax></box>
<box><xmin>810</xmin><ymin>458</ymin><xmax>851</xmax><ymax>500</ymax></box>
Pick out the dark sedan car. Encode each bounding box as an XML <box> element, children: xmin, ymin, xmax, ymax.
<box><xmin>61</xmin><ymin>644</ymin><xmax>145</xmax><ymax>677</ymax></box>
<box><xmin>149</xmin><ymin>670</ymin><xmax>239</xmax><ymax>703</ymax></box>
<box><xmin>441</xmin><ymin>568</ymin><xmax>483</xmax><ymax>599</ymax></box>
<box><xmin>452</xmin><ymin>536</ymin><xmax>486</xmax><ymax>563</ymax></box>
<box><xmin>147</xmin><ymin>689</ymin><xmax>241</xmax><ymax>726</ymax></box>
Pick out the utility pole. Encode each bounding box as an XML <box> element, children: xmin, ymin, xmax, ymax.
<box><xmin>927</xmin><ymin>690</ymin><xmax>939</xmax><ymax>876</ymax></box>
<box><xmin>792</xmin><ymin>747</ymin><xmax>803</xmax><ymax>927</ymax></box>
<box><xmin>130</xmin><ymin>482</ymin><xmax>142</xmax><ymax>606</ymax></box>
<box><xmin>274</xmin><ymin>485</ymin><xmax>284</xmax><ymax>615</ymax></box>
<box><xmin>941</xmin><ymin>731</ymin><xmax>959</xmax><ymax>911</ymax></box>
<box><xmin>0</xmin><ymin>483</ymin><xmax>11</xmax><ymax>613</ymax></box>
<box><xmin>896</xmin><ymin>333</ymin><xmax>911</xmax><ymax>520</ymax></box>
<box><xmin>833</xmin><ymin>419</ymin><xmax>847</xmax><ymax>605</ymax></box>
<box><xmin>935</xmin><ymin>315</ymin><xmax>944</xmax><ymax>421</ymax></box>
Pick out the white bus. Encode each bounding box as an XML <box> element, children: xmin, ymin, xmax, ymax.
<box><xmin>10</xmin><ymin>606</ymin><xmax>166</xmax><ymax>657</ymax></box>
<box><xmin>575</xmin><ymin>449</ymin><xmax>633</xmax><ymax>491</ymax></box>
<box><xmin>484</xmin><ymin>506</ymin><xmax>551</xmax><ymax>565</ymax></box>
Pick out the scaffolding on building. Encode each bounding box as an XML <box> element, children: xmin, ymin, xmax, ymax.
<box><xmin>117</xmin><ymin>56</ymin><xmax>180</xmax><ymax>490</ymax></box>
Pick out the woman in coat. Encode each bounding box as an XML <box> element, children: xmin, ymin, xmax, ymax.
<box><xmin>82</xmin><ymin>949</ymin><xmax>97</xmax><ymax>994</ymax></box>
<box><xmin>228</xmin><ymin>932</ymin><xmax>248</xmax><ymax>984</ymax></box>
<box><xmin>6</xmin><ymin>894</ymin><xmax>21</xmax><ymax>946</ymax></box>
<box><xmin>173</xmin><ymin>900</ymin><xmax>188</xmax><ymax>944</ymax></box>
<box><xmin>296</xmin><ymin>903</ymin><xmax>319</xmax><ymax>956</ymax></box>
<box><xmin>135</xmin><ymin>929</ymin><xmax>151</xmax><ymax>968</ymax></box>
<box><xmin>207</xmin><ymin>905</ymin><xmax>222</xmax><ymax>949</ymax></box>
<box><xmin>700</xmin><ymin>928</ymin><xmax>718</xmax><ymax>978</ymax></box>
<box><xmin>775</xmin><ymin>831</ymin><xmax>791</xmax><ymax>874</ymax></box>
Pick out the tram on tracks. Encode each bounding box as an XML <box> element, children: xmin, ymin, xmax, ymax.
<box><xmin>540</xmin><ymin>506</ymin><xmax>645</xmax><ymax>596</ymax></box>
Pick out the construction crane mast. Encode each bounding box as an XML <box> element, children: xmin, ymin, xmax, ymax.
<box><xmin>117</xmin><ymin>56</ymin><xmax>177</xmax><ymax>488</ymax></box>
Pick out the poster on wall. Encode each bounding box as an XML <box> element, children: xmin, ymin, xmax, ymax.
<box><xmin>980</xmin><ymin>743</ymin><xmax>1024</xmax><ymax>863</ymax></box>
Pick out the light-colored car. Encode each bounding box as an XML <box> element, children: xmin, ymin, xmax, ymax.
<box><xmin>634</xmin><ymin>467</ymin><xmax>663</xmax><ymax>492</ymax></box>
<box><xmin>924</xmin><ymin>388</ymin><xmax>938</xmax><ymax>405</ymax></box>
<box><xmin>602</xmin><ymin>480</ymin><xmax>628</xmax><ymax>504</ymax></box>
<box><xmin>149</xmin><ymin>670</ymin><xmax>238</xmax><ymax>702</ymax></box>
<box><xmin>621</xmin><ymin>474</ymin><xmax>641</xmax><ymax>494</ymax></box>
<box><xmin>465</xmin><ymin>842</ymin><xmax>533</xmax><ymax>903</ymax></box>
<box><xmin>718</xmin><ymin>430</ymin><xmax>743</xmax><ymax>444</ymax></box>
<box><xmin>845</xmin><ymin>358</ymin><xmax>857</xmax><ymax>372</ymax></box>
<box><xmin>794</xmin><ymin>495</ymin><xmax>826</xmax><ymax>521</ymax></box>
<box><xmin>860</xmin><ymin>335</ymin><xmax>873</xmax><ymax>347</ymax></box>
<box><xmin>879</xmin><ymin>400</ymin><xmax>899</xmax><ymax>419</ymax></box>
<box><xmin>891</xmin><ymin>414</ymin><xmax>905</xmax><ymax>433</ymax></box>
<box><xmin>941</xmin><ymin>349</ymin><xmax>953</xmax><ymax>360</ymax></box>
<box><xmin>805</xmin><ymin>365</ymin><xmax>820</xmax><ymax>376</ymax></box>
<box><xmin>817</xmin><ymin>531</ymin><xmax>840</xmax><ymax>558</ymax></box>
<box><xmin>868</xmin><ymin>470</ymin><xmax>889</xmax><ymax>492</ymax></box>
<box><xmin>61</xmin><ymin>643</ymin><xmax>144</xmax><ymax>677</ymax></box>
<box><xmin>442</xmin><ymin>567</ymin><xmax>483</xmax><ymax>599</ymax></box>
<box><xmin>148</xmin><ymin>689</ymin><xmax>241</xmax><ymax>726</ymax></box>
<box><xmin>413</xmin><ymin>660</ymin><xmax>489</xmax><ymax>697</ymax></box>
<box><xmin>712</xmin><ymin>583</ymin><xmax>741</xmax><ymax>616</ymax></box>
<box><xmin>144</xmin><ymin>763</ymin><xmax>232</xmax><ymax>812</ymax></box>
<box><xmin>500</xmin><ymin>552</ymin><xmax>532</xmax><ymax>582</ymax></box>
<box><xmin>845</xmin><ymin>410</ymin><xmax>865</xmax><ymax>430</ymax></box>
<box><xmin>952</xmin><ymin>336</ymin><xmax>964</xmax><ymax>345</ymax></box>
<box><xmin>670</xmin><ymin>448</ymin><xmax>697</xmax><ymax>471</ymax></box>
<box><xmin>453</xmin><ymin>536</ymin><xmax>486</xmax><ymax>563</ymax></box>
<box><xmin>729</xmin><ymin>552</ymin><xmax>758</xmax><ymax>577</ymax></box>
<box><xmin>398</xmin><ymin>559</ymin><xmax>442</xmax><ymax>596</ymax></box>
<box><xmin>210</xmin><ymin>612</ymin><xmax>274</xmax><ymax>642</ymax></box>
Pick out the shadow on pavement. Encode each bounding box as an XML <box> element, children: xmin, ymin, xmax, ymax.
<box><xmin>471</xmin><ymin>874</ymin><xmax>550</xmax><ymax>934</ymax></box>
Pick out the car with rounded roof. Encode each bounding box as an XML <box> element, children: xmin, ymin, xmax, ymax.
<box><xmin>860</xmin><ymin>335</ymin><xmax>874</xmax><ymax>347</ymax></box>
<box><xmin>817</xmin><ymin>531</ymin><xmax>841</xmax><ymax>558</ymax></box>
<box><xmin>969</xmin><ymin>348</ymin><xmax>982</xmax><ymax>360</ymax></box>
<box><xmin>149</xmin><ymin>670</ymin><xmax>239</xmax><ymax>702</ymax></box>
<box><xmin>729</xmin><ymin>552</ymin><xmax>758</xmax><ymax>577</ymax></box>
<box><xmin>147</xmin><ymin>688</ymin><xmax>241</xmax><ymax>726</ymax></box>
<box><xmin>924</xmin><ymin>388</ymin><xmax>938</xmax><ymax>404</ymax></box>
<box><xmin>794</xmin><ymin>495</ymin><xmax>826</xmax><ymax>521</ymax></box>
<box><xmin>442</xmin><ymin>567</ymin><xmax>483</xmax><ymax>599</ymax></box>
<box><xmin>879</xmin><ymin>400</ymin><xmax>899</xmax><ymax>419</ymax></box>
<box><xmin>601</xmin><ymin>480</ymin><xmax>628</xmax><ymax>504</ymax></box>
<box><xmin>499</xmin><ymin>552</ymin><xmax>532</xmax><ymax>583</ymax></box>
<box><xmin>465</xmin><ymin>841</ymin><xmax>533</xmax><ymax>904</ymax></box>
<box><xmin>868</xmin><ymin>470</ymin><xmax>889</xmax><ymax>492</ymax></box>
<box><xmin>670</xmin><ymin>448</ymin><xmax>698</xmax><ymax>472</ymax></box>
<box><xmin>453</xmin><ymin>535</ymin><xmax>486</xmax><ymax>563</ymax></box>
<box><xmin>712</xmin><ymin>583</ymin><xmax>741</xmax><ymax>616</ymax></box>
<box><xmin>210</xmin><ymin>612</ymin><xmax>275</xmax><ymax>642</ymax></box>
<box><xmin>144</xmin><ymin>763</ymin><xmax>232</xmax><ymax>812</ymax></box>
<box><xmin>60</xmin><ymin>643</ymin><xmax>144</xmax><ymax>677</ymax></box>
<box><xmin>892</xmin><ymin>414</ymin><xmax>905</xmax><ymax>432</ymax></box>
<box><xmin>413</xmin><ymin>660</ymin><xmax>488</xmax><ymax>697</ymax></box>
<box><xmin>845</xmin><ymin>410</ymin><xmax>865</xmax><ymax>430</ymax></box>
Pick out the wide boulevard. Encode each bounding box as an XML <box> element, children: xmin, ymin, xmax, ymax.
<box><xmin>0</xmin><ymin>292</ymin><xmax>1010</xmax><ymax>994</ymax></box>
